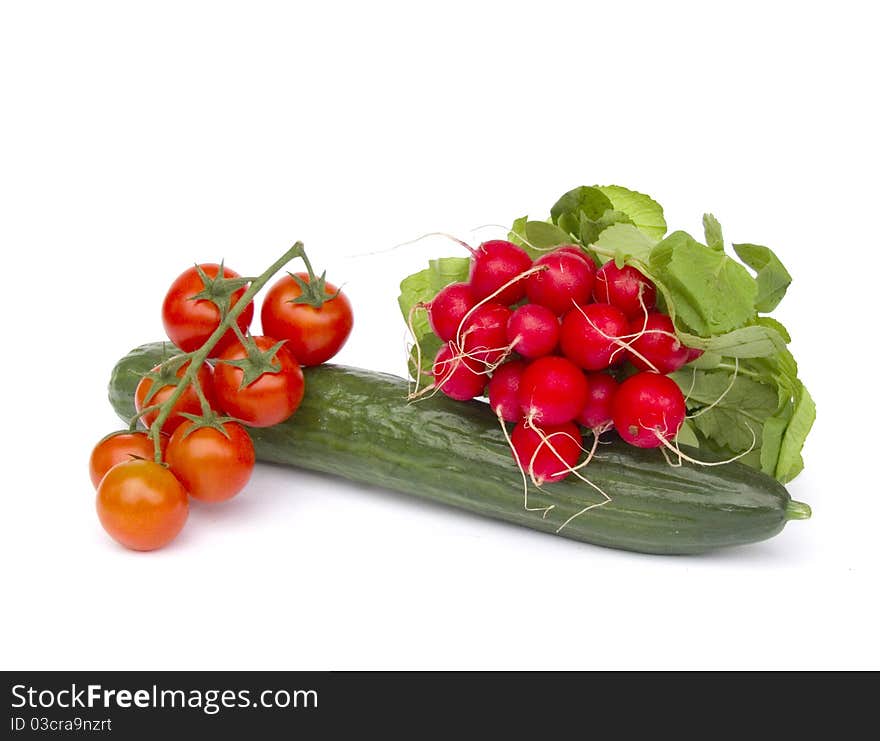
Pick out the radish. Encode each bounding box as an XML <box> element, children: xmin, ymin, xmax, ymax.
<box><xmin>593</xmin><ymin>262</ymin><xmax>657</xmax><ymax>319</ymax></box>
<box><xmin>468</xmin><ymin>240</ymin><xmax>533</xmax><ymax>305</ymax></box>
<box><xmin>488</xmin><ymin>360</ymin><xmax>526</xmax><ymax>422</ymax></box>
<box><xmin>510</xmin><ymin>420</ymin><xmax>582</xmax><ymax>484</ymax></box>
<box><xmin>626</xmin><ymin>312</ymin><xmax>689</xmax><ymax>374</ymax></box>
<box><xmin>459</xmin><ymin>303</ymin><xmax>512</xmax><ymax>365</ymax></box>
<box><xmin>612</xmin><ymin>372</ymin><xmax>686</xmax><ymax>448</ymax></box>
<box><xmin>432</xmin><ymin>342</ymin><xmax>486</xmax><ymax>401</ymax></box>
<box><xmin>554</xmin><ymin>244</ymin><xmax>593</xmax><ymax>264</ymax></box>
<box><xmin>517</xmin><ymin>356</ymin><xmax>589</xmax><ymax>425</ymax></box>
<box><xmin>427</xmin><ymin>282</ymin><xmax>476</xmax><ymax>342</ymax></box>
<box><xmin>686</xmin><ymin>347</ymin><xmax>704</xmax><ymax>363</ymax></box>
<box><xmin>506</xmin><ymin>304</ymin><xmax>559</xmax><ymax>359</ymax></box>
<box><xmin>577</xmin><ymin>372</ymin><xmax>619</xmax><ymax>431</ymax></box>
<box><xmin>559</xmin><ymin>303</ymin><xmax>629</xmax><ymax>370</ymax></box>
<box><xmin>525</xmin><ymin>250</ymin><xmax>596</xmax><ymax>315</ymax></box>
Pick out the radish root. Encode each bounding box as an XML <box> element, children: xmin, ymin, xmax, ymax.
<box><xmin>405</xmin><ymin>302</ymin><xmax>427</xmax><ymax>397</ymax></box>
<box><xmin>523</xmin><ymin>416</ymin><xmax>612</xmax><ymax>533</ymax></box>
<box><xmin>350</xmin><ymin>231</ymin><xmax>474</xmax><ymax>258</ymax></box>
<box><xmin>654</xmin><ymin>421</ymin><xmax>757</xmax><ymax>467</ymax></box>
<box><xmin>496</xmin><ymin>411</ymin><xmax>555</xmax><ymax>519</ymax></box>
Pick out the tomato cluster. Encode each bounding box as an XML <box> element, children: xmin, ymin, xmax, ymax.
<box><xmin>91</xmin><ymin>257</ymin><xmax>353</xmax><ymax>551</ymax></box>
<box><xmin>423</xmin><ymin>240</ymin><xmax>701</xmax><ymax>484</ymax></box>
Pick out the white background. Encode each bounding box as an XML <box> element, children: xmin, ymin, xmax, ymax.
<box><xmin>1</xmin><ymin>1</ymin><xmax>877</xmax><ymax>670</ymax></box>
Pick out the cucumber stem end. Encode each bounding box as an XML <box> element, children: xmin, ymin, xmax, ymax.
<box><xmin>785</xmin><ymin>500</ymin><xmax>812</xmax><ymax>521</ymax></box>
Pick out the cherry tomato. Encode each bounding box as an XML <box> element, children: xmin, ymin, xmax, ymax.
<box><xmin>89</xmin><ymin>431</ymin><xmax>167</xmax><ymax>488</ymax></box>
<box><xmin>162</xmin><ymin>264</ymin><xmax>254</xmax><ymax>355</ymax></box>
<box><xmin>134</xmin><ymin>361</ymin><xmax>216</xmax><ymax>435</ymax></box>
<box><xmin>96</xmin><ymin>460</ymin><xmax>189</xmax><ymax>551</ymax></box>
<box><xmin>260</xmin><ymin>272</ymin><xmax>353</xmax><ymax>366</ymax></box>
<box><xmin>213</xmin><ymin>336</ymin><xmax>305</xmax><ymax>427</ymax></box>
<box><xmin>166</xmin><ymin>420</ymin><xmax>255</xmax><ymax>502</ymax></box>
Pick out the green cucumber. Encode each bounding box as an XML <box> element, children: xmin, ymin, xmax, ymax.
<box><xmin>109</xmin><ymin>342</ymin><xmax>810</xmax><ymax>555</ymax></box>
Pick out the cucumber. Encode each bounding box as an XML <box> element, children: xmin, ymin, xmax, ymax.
<box><xmin>109</xmin><ymin>342</ymin><xmax>811</xmax><ymax>555</ymax></box>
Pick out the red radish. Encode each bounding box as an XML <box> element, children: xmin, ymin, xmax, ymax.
<box><xmin>559</xmin><ymin>303</ymin><xmax>629</xmax><ymax>370</ymax></box>
<box><xmin>510</xmin><ymin>420</ymin><xmax>582</xmax><ymax>484</ymax></box>
<box><xmin>459</xmin><ymin>303</ymin><xmax>512</xmax><ymax>365</ymax></box>
<box><xmin>525</xmin><ymin>251</ymin><xmax>596</xmax><ymax>315</ymax></box>
<box><xmin>626</xmin><ymin>312</ymin><xmax>689</xmax><ymax>374</ymax></box>
<box><xmin>506</xmin><ymin>304</ymin><xmax>559</xmax><ymax>359</ymax></box>
<box><xmin>686</xmin><ymin>347</ymin><xmax>705</xmax><ymax>363</ymax></box>
<box><xmin>468</xmin><ymin>240</ymin><xmax>533</xmax><ymax>305</ymax></box>
<box><xmin>518</xmin><ymin>356</ymin><xmax>589</xmax><ymax>425</ymax></box>
<box><xmin>488</xmin><ymin>360</ymin><xmax>526</xmax><ymax>422</ymax></box>
<box><xmin>612</xmin><ymin>372</ymin><xmax>686</xmax><ymax>448</ymax></box>
<box><xmin>427</xmin><ymin>282</ymin><xmax>476</xmax><ymax>342</ymax></box>
<box><xmin>432</xmin><ymin>342</ymin><xmax>486</xmax><ymax>401</ymax></box>
<box><xmin>577</xmin><ymin>372</ymin><xmax>619</xmax><ymax>430</ymax></box>
<box><xmin>593</xmin><ymin>262</ymin><xmax>657</xmax><ymax>319</ymax></box>
<box><xmin>554</xmin><ymin>244</ymin><xmax>592</xmax><ymax>264</ymax></box>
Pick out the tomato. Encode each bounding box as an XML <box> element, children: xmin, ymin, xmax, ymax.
<box><xmin>134</xmin><ymin>361</ymin><xmax>216</xmax><ymax>434</ymax></box>
<box><xmin>166</xmin><ymin>420</ymin><xmax>255</xmax><ymax>502</ymax></box>
<box><xmin>213</xmin><ymin>336</ymin><xmax>305</xmax><ymax>427</ymax></box>
<box><xmin>96</xmin><ymin>460</ymin><xmax>189</xmax><ymax>551</ymax></box>
<box><xmin>260</xmin><ymin>272</ymin><xmax>353</xmax><ymax>366</ymax></box>
<box><xmin>89</xmin><ymin>431</ymin><xmax>167</xmax><ymax>488</ymax></box>
<box><xmin>162</xmin><ymin>263</ymin><xmax>254</xmax><ymax>355</ymax></box>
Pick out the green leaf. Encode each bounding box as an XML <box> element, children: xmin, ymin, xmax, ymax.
<box><xmin>672</xmin><ymin>368</ymin><xmax>778</xmax><ymax>452</ymax></box>
<box><xmin>577</xmin><ymin>209</ymin><xmax>635</xmax><ymax>246</ymax></box>
<box><xmin>597</xmin><ymin>209</ymin><xmax>634</xmax><ymax>228</ymax></box>
<box><xmin>650</xmin><ymin>231</ymin><xmax>757</xmax><ymax>336</ymax></box>
<box><xmin>678</xmin><ymin>323</ymin><xmax>788</xmax><ymax>359</ymax></box>
<box><xmin>702</xmin><ymin>213</ymin><xmax>724</xmax><ymax>251</ymax></box>
<box><xmin>525</xmin><ymin>220</ymin><xmax>572</xmax><ymax>250</ymax></box>
<box><xmin>595</xmin><ymin>185</ymin><xmax>667</xmax><ymax>239</ymax></box>
<box><xmin>687</xmin><ymin>351</ymin><xmax>722</xmax><ymax>369</ymax></box>
<box><xmin>732</xmin><ymin>243</ymin><xmax>792</xmax><ymax>312</ymax></box>
<box><xmin>508</xmin><ymin>215</ymin><xmax>528</xmax><ymax>249</ymax></box>
<box><xmin>743</xmin><ymin>346</ymin><xmax>799</xmax><ymax>410</ymax></box>
<box><xmin>754</xmin><ymin>315</ymin><xmax>791</xmax><ymax>343</ymax></box>
<box><xmin>760</xmin><ymin>404</ymin><xmax>792</xmax><ymax>476</ymax></box>
<box><xmin>675</xmin><ymin>418</ymin><xmax>700</xmax><ymax>448</ymax></box>
<box><xmin>775</xmin><ymin>381</ymin><xmax>816</xmax><ymax>483</ymax></box>
<box><xmin>593</xmin><ymin>223</ymin><xmax>657</xmax><ymax>265</ymax></box>
<box><xmin>397</xmin><ymin>257</ymin><xmax>471</xmax><ymax>379</ymax></box>
<box><xmin>508</xmin><ymin>219</ymin><xmax>575</xmax><ymax>258</ymax></box>
<box><xmin>557</xmin><ymin>211</ymin><xmax>580</xmax><ymax>239</ymax></box>
<box><xmin>577</xmin><ymin>212</ymin><xmax>601</xmax><ymax>246</ymax></box>
<box><xmin>551</xmin><ymin>186</ymin><xmax>614</xmax><ymax>224</ymax></box>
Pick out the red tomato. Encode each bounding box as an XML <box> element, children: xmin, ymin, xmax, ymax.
<box><xmin>166</xmin><ymin>420</ymin><xmax>255</xmax><ymax>502</ymax></box>
<box><xmin>96</xmin><ymin>460</ymin><xmax>189</xmax><ymax>551</ymax></box>
<box><xmin>213</xmin><ymin>336</ymin><xmax>305</xmax><ymax>427</ymax></box>
<box><xmin>89</xmin><ymin>431</ymin><xmax>168</xmax><ymax>488</ymax></box>
<box><xmin>260</xmin><ymin>273</ymin><xmax>353</xmax><ymax>365</ymax></box>
<box><xmin>162</xmin><ymin>264</ymin><xmax>254</xmax><ymax>355</ymax></box>
<box><xmin>134</xmin><ymin>361</ymin><xmax>216</xmax><ymax>435</ymax></box>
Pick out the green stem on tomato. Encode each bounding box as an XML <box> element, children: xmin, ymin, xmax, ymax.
<box><xmin>148</xmin><ymin>241</ymin><xmax>305</xmax><ymax>461</ymax></box>
<box><xmin>191</xmin><ymin>372</ymin><xmax>213</xmax><ymax>416</ymax></box>
<box><xmin>128</xmin><ymin>403</ymin><xmax>164</xmax><ymax>431</ymax></box>
<box><xmin>157</xmin><ymin>349</ymin><xmax>194</xmax><ymax>371</ymax></box>
<box><xmin>297</xmin><ymin>247</ymin><xmax>319</xmax><ymax>283</ymax></box>
<box><xmin>230</xmin><ymin>319</ymin><xmax>251</xmax><ymax>349</ymax></box>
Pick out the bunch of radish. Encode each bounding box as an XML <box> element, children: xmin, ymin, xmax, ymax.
<box><xmin>422</xmin><ymin>240</ymin><xmax>701</xmax><ymax>485</ymax></box>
